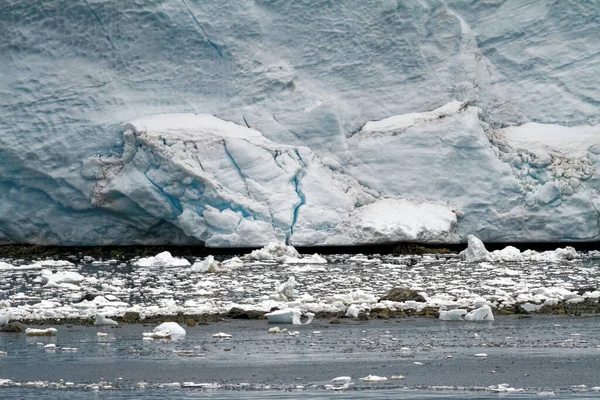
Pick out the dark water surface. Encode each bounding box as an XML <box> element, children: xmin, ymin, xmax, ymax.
<box><xmin>1</xmin><ymin>317</ymin><xmax>600</xmax><ymax>398</ymax></box>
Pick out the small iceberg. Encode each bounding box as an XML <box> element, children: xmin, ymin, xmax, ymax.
<box><xmin>460</xmin><ymin>234</ymin><xmax>579</xmax><ymax>263</ymax></box>
<box><xmin>26</xmin><ymin>327</ymin><xmax>57</xmax><ymax>336</ymax></box>
<box><xmin>94</xmin><ymin>314</ymin><xmax>119</xmax><ymax>326</ymax></box>
<box><xmin>265</xmin><ymin>309</ymin><xmax>315</xmax><ymax>325</ymax></box>
<box><xmin>439</xmin><ymin>309</ymin><xmax>467</xmax><ymax>321</ymax></box>
<box><xmin>439</xmin><ymin>305</ymin><xmax>494</xmax><ymax>322</ymax></box>
<box><xmin>134</xmin><ymin>251</ymin><xmax>191</xmax><ymax>267</ymax></box>
<box><xmin>360</xmin><ymin>375</ymin><xmax>388</xmax><ymax>382</ymax></box>
<box><xmin>464</xmin><ymin>305</ymin><xmax>494</xmax><ymax>321</ymax></box>
<box><xmin>154</xmin><ymin>322</ymin><xmax>186</xmax><ymax>337</ymax></box>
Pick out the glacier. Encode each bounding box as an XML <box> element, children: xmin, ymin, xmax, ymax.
<box><xmin>0</xmin><ymin>0</ymin><xmax>599</xmax><ymax>246</ymax></box>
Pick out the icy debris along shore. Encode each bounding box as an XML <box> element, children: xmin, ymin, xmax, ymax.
<box><xmin>460</xmin><ymin>235</ymin><xmax>578</xmax><ymax>263</ymax></box>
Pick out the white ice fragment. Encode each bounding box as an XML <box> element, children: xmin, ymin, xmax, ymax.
<box><xmin>464</xmin><ymin>305</ymin><xmax>494</xmax><ymax>321</ymax></box>
<box><xmin>247</xmin><ymin>243</ymin><xmax>300</xmax><ymax>262</ymax></box>
<box><xmin>460</xmin><ymin>235</ymin><xmax>578</xmax><ymax>263</ymax></box>
<box><xmin>474</xmin><ymin>353</ymin><xmax>488</xmax><ymax>358</ymax></box>
<box><xmin>143</xmin><ymin>331</ymin><xmax>171</xmax><ymax>339</ymax></box>
<box><xmin>267</xmin><ymin>327</ymin><xmax>281</xmax><ymax>334</ymax></box>
<box><xmin>460</xmin><ymin>235</ymin><xmax>492</xmax><ymax>262</ymax></box>
<box><xmin>439</xmin><ymin>309</ymin><xmax>467</xmax><ymax>321</ymax></box>
<box><xmin>96</xmin><ymin>332</ymin><xmax>108</xmax><ymax>337</ymax></box>
<box><xmin>154</xmin><ymin>322</ymin><xmax>186</xmax><ymax>336</ymax></box>
<box><xmin>212</xmin><ymin>332</ymin><xmax>232</xmax><ymax>339</ymax></box>
<box><xmin>360</xmin><ymin>375</ymin><xmax>388</xmax><ymax>382</ymax></box>
<box><xmin>44</xmin><ymin>344</ymin><xmax>56</xmax><ymax>350</ymax></box>
<box><xmin>37</xmin><ymin>270</ymin><xmax>84</xmax><ymax>287</ymax></box>
<box><xmin>134</xmin><ymin>252</ymin><xmax>190</xmax><ymax>267</ymax></box>
<box><xmin>277</xmin><ymin>277</ymin><xmax>296</xmax><ymax>300</ymax></box>
<box><xmin>94</xmin><ymin>314</ymin><xmax>119</xmax><ymax>326</ymax></box>
<box><xmin>345</xmin><ymin>305</ymin><xmax>360</xmax><ymax>319</ymax></box>
<box><xmin>265</xmin><ymin>309</ymin><xmax>314</xmax><ymax>325</ymax></box>
<box><xmin>0</xmin><ymin>310</ymin><xmax>11</xmax><ymax>327</ymax></box>
<box><xmin>26</xmin><ymin>328</ymin><xmax>57</xmax><ymax>336</ymax></box>
<box><xmin>390</xmin><ymin>375</ymin><xmax>405</xmax><ymax>380</ymax></box>
<box><xmin>331</xmin><ymin>376</ymin><xmax>352</xmax><ymax>383</ymax></box>
<box><xmin>191</xmin><ymin>255</ymin><xmax>223</xmax><ymax>273</ymax></box>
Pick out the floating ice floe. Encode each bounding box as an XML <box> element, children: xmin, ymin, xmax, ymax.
<box><xmin>439</xmin><ymin>305</ymin><xmax>494</xmax><ymax>322</ymax></box>
<box><xmin>247</xmin><ymin>243</ymin><xmax>326</xmax><ymax>264</ymax></box>
<box><xmin>26</xmin><ymin>327</ymin><xmax>57</xmax><ymax>336</ymax></box>
<box><xmin>212</xmin><ymin>332</ymin><xmax>232</xmax><ymax>339</ymax></box>
<box><xmin>96</xmin><ymin>332</ymin><xmax>108</xmax><ymax>337</ymax></box>
<box><xmin>268</xmin><ymin>327</ymin><xmax>281</xmax><ymax>334</ymax></box>
<box><xmin>460</xmin><ymin>235</ymin><xmax>579</xmax><ymax>263</ymax></box>
<box><xmin>154</xmin><ymin>322</ymin><xmax>186</xmax><ymax>337</ymax></box>
<box><xmin>331</xmin><ymin>376</ymin><xmax>352</xmax><ymax>383</ymax></box>
<box><xmin>390</xmin><ymin>375</ymin><xmax>405</xmax><ymax>380</ymax></box>
<box><xmin>35</xmin><ymin>269</ymin><xmax>84</xmax><ymax>288</ymax></box>
<box><xmin>143</xmin><ymin>331</ymin><xmax>171</xmax><ymax>339</ymax></box>
<box><xmin>265</xmin><ymin>309</ymin><xmax>315</xmax><ymax>325</ymax></box>
<box><xmin>464</xmin><ymin>305</ymin><xmax>495</xmax><ymax>321</ymax></box>
<box><xmin>438</xmin><ymin>309</ymin><xmax>467</xmax><ymax>321</ymax></box>
<box><xmin>94</xmin><ymin>314</ymin><xmax>119</xmax><ymax>326</ymax></box>
<box><xmin>134</xmin><ymin>252</ymin><xmax>191</xmax><ymax>268</ymax></box>
<box><xmin>360</xmin><ymin>375</ymin><xmax>388</xmax><ymax>382</ymax></box>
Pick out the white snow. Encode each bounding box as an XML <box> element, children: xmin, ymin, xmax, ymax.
<box><xmin>360</xmin><ymin>101</ymin><xmax>466</xmax><ymax>135</ymax></box>
<box><xmin>501</xmin><ymin>123</ymin><xmax>600</xmax><ymax>158</ymax></box>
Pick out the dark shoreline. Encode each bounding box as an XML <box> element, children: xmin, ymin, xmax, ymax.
<box><xmin>11</xmin><ymin>299</ymin><xmax>600</xmax><ymax>328</ymax></box>
<box><xmin>1</xmin><ymin>241</ymin><xmax>600</xmax><ymax>261</ymax></box>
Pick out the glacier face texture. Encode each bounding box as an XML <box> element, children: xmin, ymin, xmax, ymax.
<box><xmin>0</xmin><ymin>0</ymin><xmax>599</xmax><ymax>246</ymax></box>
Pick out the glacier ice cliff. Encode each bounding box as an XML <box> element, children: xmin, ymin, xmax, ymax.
<box><xmin>0</xmin><ymin>0</ymin><xmax>599</xmax><ymax>246</ymax></box>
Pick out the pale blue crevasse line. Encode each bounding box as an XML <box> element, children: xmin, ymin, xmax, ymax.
<box><xmin>142</xmin><ymin>170</ymin><xmax>183</xmax><ymax>215</ymax></box>
<box><xmin>290</xmin><ymin>174</ymin><xmax>306</xmax><ymax>237</ymax></box>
